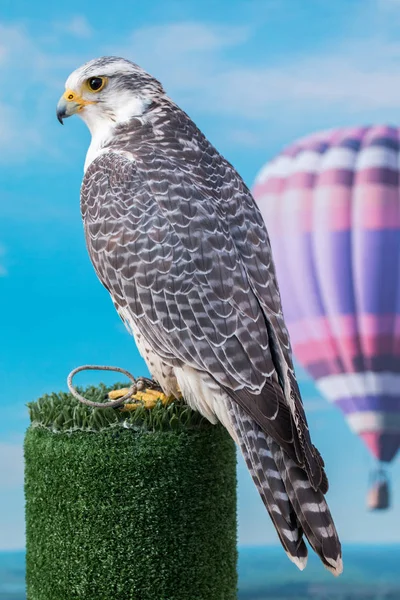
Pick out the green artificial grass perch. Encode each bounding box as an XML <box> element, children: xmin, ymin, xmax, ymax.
<box><xmin>25</xmin><ymin>384</ymin><xmax>238</xmax><ymax>600</ymax></box>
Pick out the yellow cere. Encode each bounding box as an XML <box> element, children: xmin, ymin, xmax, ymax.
<box><xmin>63</xmin><ymin>89</ymin><xmax>94</xmax><ymax>108</ymax></box>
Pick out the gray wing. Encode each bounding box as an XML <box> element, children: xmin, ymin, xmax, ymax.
<box><xmin>81</xmin><ymin>142</ymin><xmax>324</xmax><ymax>491</ymax></box>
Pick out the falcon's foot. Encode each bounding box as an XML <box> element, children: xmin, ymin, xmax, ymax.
<box><xmin>108</xmin><ymin>387</ymin><xmax>172</xmax><ymax>410</ymax></box>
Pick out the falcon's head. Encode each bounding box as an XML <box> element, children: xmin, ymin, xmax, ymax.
<box><xmin>56</xmin><ymin>56</ymin><xmax>165</xmax><ymax>132</ymax></box>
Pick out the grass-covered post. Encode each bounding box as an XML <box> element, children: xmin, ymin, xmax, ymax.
<box><xmin>25</xmin><ymin>384</ymin><xmax>237</xmax><ymax>600</ymax></box>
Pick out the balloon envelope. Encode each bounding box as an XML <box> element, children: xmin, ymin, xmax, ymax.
<box><xmin>252</xmin><ymin>126</ymin><xmax>400</xmax><ymax>463</ymax></box>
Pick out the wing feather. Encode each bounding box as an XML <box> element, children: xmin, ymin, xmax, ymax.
<box><xmin>81</xmin><ymin>112</ymin><xmax>325</xmax><ymax>490</ymax></box>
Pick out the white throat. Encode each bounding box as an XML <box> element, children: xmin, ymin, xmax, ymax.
<box><xmin>82</xmin><ymin>94</ymin><xmax>149</xmax><ymax>172</ymax></box>
<box><xmin>83</xmin><ymin>118</ymin><xmax>115</xmax><ymax>172</ymax></box>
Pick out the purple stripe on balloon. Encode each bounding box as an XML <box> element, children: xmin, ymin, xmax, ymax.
<box><xmin>335</xmin><ymin>396</ymin><xmax>400</xmax><ymax>415</ymax></box>
<box><xmin>353</xmin><ymin>229</ymin><xmax>400</xmax><ymax>314</ymax></box>
<box><xmin>306</xmin><ymin>354</ymin><xmax>400</xmax><ymax>378</ymax></box>
<box><xmin>327</xmin><ymin>127</ymin><xmax>366</xmax><ymax>147</ymax></box>
<box><xmin>286</xmin><ymin>230</ymin><xmax>400</xmax><ymax>316</ymax></box>
<box><xmin>339</xmin><ymin>138</ymin><xmax>362</xmax><ymax>151</ymax></box>
<box><xmin>271</xmin><ymin>238</ymin><xmax>303</xmax><ymax>323</ymax></box>
<box><xmin>311</xmin><ymin>229</ymin><xmax>356</xmax><ymax>316</ymax></box>
<box><xmin>367</xmin><ymin>135</ymin><xmax>400</xmax><ymax>152</ymax></box>
<box><xmin>275</xmin><ymin>233</ymin><xmax>327</xmax><ymax>319</ymax></box>
<box><xmin>279</xmin><ymin>231</ymin><xmax>357</xmax><ymax>318</ymax></box>
<box><xmin>357</xmin><ymin>167</ymin><xmax>399</xmax><ymax>186</ymax></box>
<box><xmin>273</xmin><ymin>227</ymin><xmax>400</xmax><ymax>377</ymax></box>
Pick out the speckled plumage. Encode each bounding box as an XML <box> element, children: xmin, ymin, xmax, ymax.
<box><xmin>69</xmin><ymin>57</ymin><xmax>342</xmax><ymax>574</ymax></box>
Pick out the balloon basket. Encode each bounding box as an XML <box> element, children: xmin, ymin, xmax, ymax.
<box><xmin>367</xmin><ymin>468</ymin><xmax>390</xmax><ymax>511</ymax></box>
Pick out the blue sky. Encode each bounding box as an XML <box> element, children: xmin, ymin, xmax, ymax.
<box><xmin>2</xmin><ymin>0</ymin><xmax>400</xmax><ymax>551</ymax></box>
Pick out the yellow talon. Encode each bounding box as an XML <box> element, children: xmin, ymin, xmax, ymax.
<box><xmin>108</xmin><ymin>386</ymin><xmax>172</xmax><ymax>411</ymax></box>
<box><xmin>134</xmin><ymin>389</ymin><xmax>166</xmax><ymax>401</ymax></box>
<box><xmin>108</xmin><ymin>388</ymin><xmax>131</xmax><ymax>400</ymax></box>
<box><xmin>122</xmin><ymin>400</ymin><xmax>157</xmax><ymax>411</ymax></box>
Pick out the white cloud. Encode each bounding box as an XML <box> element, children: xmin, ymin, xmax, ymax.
<box><xmin>115</xmin><ymin>21</ymin><xmax>250</xmax><ymax>92</ymax></box>
<box><xmin>0</xmin><ymin>22</ymin><xmax>70</xmax><ymax>77</ymax></box>
<box><xmin>0</xmin><ymin>101</ymin><xmax>44</xmax><ymax>162</ymax></box>
<box><xmin>0</xmin><ymin>442</ymin><xmax>23</xmax><ymax>488</ymax></box>
<box><xmin>227</xmin><ymin>128</ymin><xmax>267</xmax><ymax>147</ymax></box>
<box><xmin>0</xmin><ymin>19</ymin><xmax>252</xmax><ymax>163</ymax></box>
<box><xmin>377</xmin><ymin>0</ymin><xmax>400</xmax><ymax>8</ymax></box>
<box><xmin>2</xmin><ymin>4</ymin><xmax>400</xmax><ymax>165</ymax></box>
<box><xmin>112</xmin><ymin>15</ymin><xmax>400</xmax><ymax>149</ymax></box>
<box><xmin>0</xmin><ymin>24</ymin><xmax>57</xmax><ymax>160</ymax></box>
<box><xmin>0</xmin><ymin>20</ymin><xmax>92</xmax><ymax>163</ymax></box>
<box><xmin>129</xmin><ymin>21</ymin><xmax>248</xmax><ymax>54</ymax></box>
<box><xmin>167</xmin><ymin>35</ymin><xmax>400</xmax><ymax>122</ymax></box>
<box><xmin>61</xmin><ymin>15</ymin><xmax>93</xmax><ymax>39</ymax></box>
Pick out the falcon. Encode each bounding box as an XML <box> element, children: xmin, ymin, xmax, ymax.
<box><xmin>57</xmin><ymin>56</ymin><xmax>342</xmax><ymax>575</ymax></box>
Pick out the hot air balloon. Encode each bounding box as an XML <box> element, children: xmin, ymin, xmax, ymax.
<box><xmin>252</xmin><ymin>125</ymin><xmax>400</xmax><ymax>510</ymax></box>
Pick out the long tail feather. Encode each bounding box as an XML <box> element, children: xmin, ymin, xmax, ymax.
<box><xmin>226</xmin><ymin>398</ymin><xmax>342</xmax><ymax>575</ymax></box>
<box><xmin>227</xmin><ymin>399</ymin><xmax>308</xmax><ymax>569</ymax></box>
<box><xmin>269</xmin><ymin>436</ymin><xmax>343</xmax><ymax>575</ymax></box>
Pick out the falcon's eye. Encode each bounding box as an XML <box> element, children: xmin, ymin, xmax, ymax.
<box><xmin>87</xmin><ymin>77</ymin><xmax>106</xmax><ymax>92</ymax></box>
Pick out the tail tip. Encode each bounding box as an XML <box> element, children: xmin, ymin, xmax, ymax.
<box><xmin>325</xmin><ymin>554</ymin><xmax>343</xmax><ymax>577</ymax></box>
<box><xmin>286</xmin><ymin>552</ymin><xmax>308</xmax><ymax>571</ymax></box>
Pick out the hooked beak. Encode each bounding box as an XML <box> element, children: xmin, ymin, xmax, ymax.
<box><xmin>56</xmin><ymin>97</ymin><xmax>79</xmax><ymax>124</ymax></box>
<box><xmin>56</xmin><ymin>89</ymin><xmax>94</xmax><ymax>124</ymax></box>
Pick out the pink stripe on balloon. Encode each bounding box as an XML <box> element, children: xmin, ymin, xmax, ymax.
<box><xmin>359</xmin><ymin>314</ymin><xmax>397</xmax><ymax>335</ymax></box>
<box><xmin>359</xmin><ymin>335</ymin><xmax>394</xmax><ymax>357</ymax></box>
<box><xmin>287</xmin><ymin>315</ymin><xmax>358</xmax><ymax>344</ymax></box>
<box><xmin>353</xmin><ymin>185</ymin><xmax>400</xmax><ymax>229</ymax></box>
<box><xmin>358</xmin><ymin>314</ymin><xmax>398</xmax><ymax>359</ymax></box>
<box><xmin>394</xmin><ymin>317</ymin><xmax>400</xmax><ymax>336</ymax></box>
<box><xmin>286</xmin><ymin>172</ymin><xmax>316</xmax><ymax>189</ymax></box>
<box><xmin>253</xmin><ymin>178</ymin><xmax>286</xmax><ymax>196</ymax></box>
<box><xmin>279</xmin><ymin>186</ymin><xmax>353</xmax><ymax>233</ymax></box>
<box><xmin>293</xmin><ymin>334</ymin><xmax>400</xmax><ymax>371</ymax></box>
<box><xmin>283</xmin><ymin>187</ymin><xmax>315</xmax><ymax>233</ymax></box>
<box><xmin>317</xmin><ymin>169</ymin><xmax>354</xmax><ymax>187</ymax></box>
<box><xmin>314</xmin><ymin>185</ymin><xmax>353</xmax><ymax>232</ymax></box>
<box><xmin>288</xmin><ymin>314</ymin><xmax>400</xmax><ymax>372</ymax></box>
<box><xmin>288</xmin><ymin>314</ymin><xmax>400</xmax><ymax>344</ymax></box>
<box><xmin>256</xmin><ymin>184</ymin><xmax>400</xmax><ymax>232</ymax></box>
<box><xmin>293</xmin><ymin>336</ymin><xmax>359</xmax><ymax>368</ymax></box>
